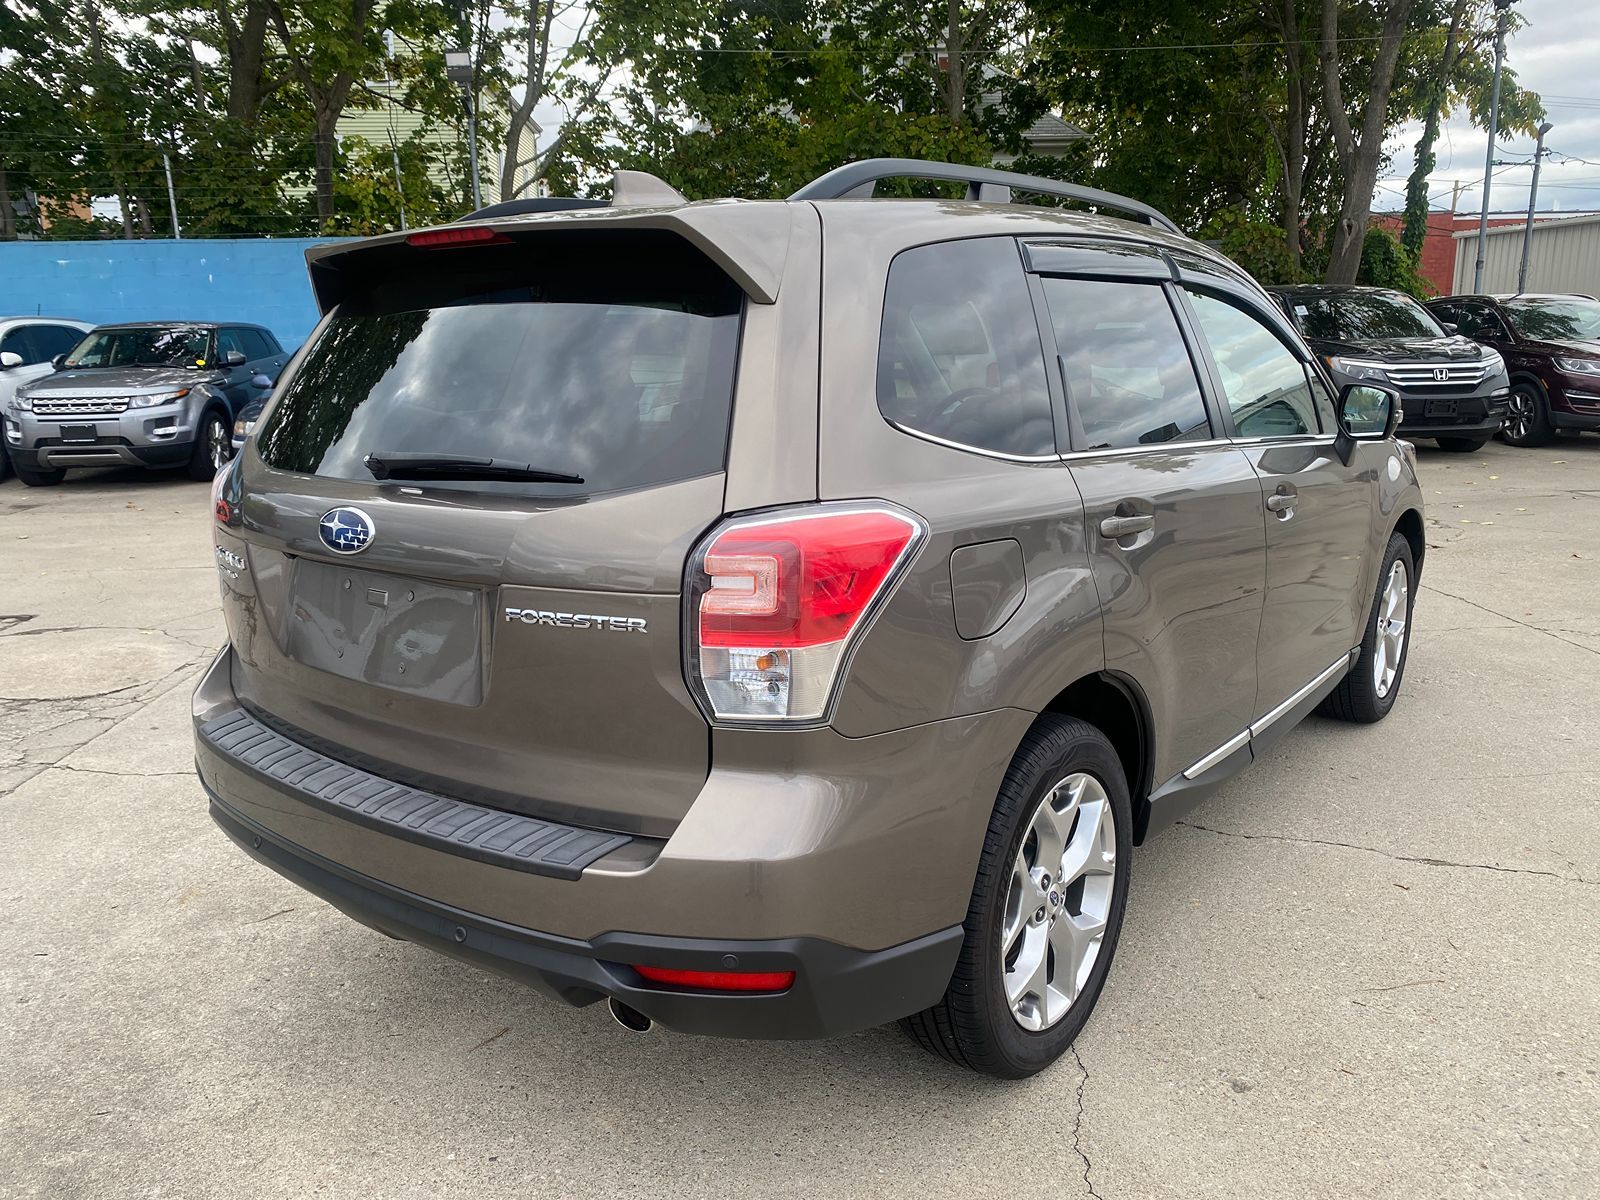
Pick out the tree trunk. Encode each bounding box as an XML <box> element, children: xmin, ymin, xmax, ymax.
<box><xmin>116</xmin><ymin>188</ymin><xmax>133</xmax><ymax>238</ymax></box>
<box><xmin>135</xmin><ymin>194</ymin><xmax>152</xmax><ymax>236</ymax></box>
<box><xmin>1401</xmin><ymin>0</ymin><xmax>1467</xmax><ymax>260</ymax></box>
<box><xmin>0</xmin><ymin>165</ymin><xmax>14</xmax><ymax>241</ymax></box>
<box><xmin>1319</xmin><ymin>0</ymin><xmax>1417</xmax><ymax>284</ymax></box>
<box><xmin>501</xmin><ymin>0</ymin><xmax>560</xmax><ymax>201</ymax></box>
<box><xmin>218</xmin><ymin>0</ymin><xmax>272</xmax><ymax>125</ymax></box>
<box><xmin>313</xmin><ymin>121</ymin><xmax>336</xmax><ymax>226</ymax></box>
<box><xmin>945</xmin><ymin>0</ymin><xmax>966</xmax><ymax>123</ymax></box>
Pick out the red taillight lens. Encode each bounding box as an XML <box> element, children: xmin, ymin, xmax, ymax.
<box><xmin>688</xmin><ymin>504</ymin><xmax>923</xmax><ymax>723</ymax></box>
<box><xmin>211</xmin><ymin>460</ymin><xmax>233</xmax><ymax>524</ymax></box>
<box><xmin>633</xmin><ymin>965</ymin><xmax>796</xmax><ymax>992</ymax></box>
<box><xmin>405</xmin><ymin>226</ymin><xmax>510</xmax><ymax>248</ymax></box>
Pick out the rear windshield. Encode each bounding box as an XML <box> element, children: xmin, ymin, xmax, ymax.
<box><xmin>1288</xmin><ymin>292</ymin><xmax>1444</xmax><ymax>341</ymax></box>
<box><xmin>257</xmin><ymin>235</ymin><xmax>743</xmax><ymax>497</ymax></box>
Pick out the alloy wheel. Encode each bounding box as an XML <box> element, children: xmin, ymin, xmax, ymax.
<box><xmin>1504</xmin><ymin>389</ymin><xmax>1536</xmax><ymax>442</ymax></box>
<box><xmin>1000</xmin><ymin>772</ymin><xmax>1117</xmax><ymax>1032</ymax></box>
<box><xmin>1372</xmin><ymin>559</ymin><xmax>1410</xmax><ymax>699</ymax></box>
<box><xmin>208</xmin><ymin>417</ymin><xmax>229</xmax><ymax>470</ymax></box>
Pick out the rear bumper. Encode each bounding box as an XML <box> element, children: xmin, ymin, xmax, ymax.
<box><xmin>207</xmin><ymin>792</ymin><xmax>962</xmax><ymax>1038</ymax></box>
<box><xmin>194</xmin><ymin>646</ymin><xmax>1029</xmax><ymax>1037</ymax></box>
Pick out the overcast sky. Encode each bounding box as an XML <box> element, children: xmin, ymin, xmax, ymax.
<box><xmin>1377</xmin><ymin>0</ymin><xmax>1600</xmax><ymax>215</ymax></box>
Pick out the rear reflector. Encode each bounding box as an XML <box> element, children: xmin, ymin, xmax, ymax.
<box><xmin>687</xmin><ymin>504</ymin><xmax>924</xmax><ymax>724</ymax></box>
<box><xmin>633</xmin><ymin>965</ymin><xmax>796</xmax><ymax>992</ymax></box>
<box><xmin>405</xmin><ymin>226</ymin><xmax>510</xmax><ymax>248</ymax></box>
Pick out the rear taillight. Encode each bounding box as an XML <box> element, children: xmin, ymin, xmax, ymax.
<box><xmin>633</xmin><ymin>965</ymin><xmax>796</xmax><ymax>992</ymax></box>
<box><xmin>686</xmin><ymin>504</ymin><xmax>924</xmax><ymax>724</ymax></box>
<box><xmin>211</xmin><ymin>460</ymin><xmax>234</xmax><ymax>524</ymax></box>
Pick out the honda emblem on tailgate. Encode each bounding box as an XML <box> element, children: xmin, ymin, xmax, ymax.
<box><xmin>319</xmin><ymin>507</ymin><xmax>375</xmax><ymax>555</ymax></box>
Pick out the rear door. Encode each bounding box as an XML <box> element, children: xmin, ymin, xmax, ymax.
<box><xmin>220</xmin><ymin>230</ymin><xmax>750</xmax><ymax>837</ymax></box>
<box><xmin>1030</xmin><ymin>243</ymin><xmax>1267</xmax><ymax>786</ymax></box>
<box><xmin>1177</xmin><ymin>272</ymin><xmax>1374</xmax><ymax>728</ymax></box>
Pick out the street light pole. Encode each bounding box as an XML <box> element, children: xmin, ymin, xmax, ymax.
<box><xmin>163</xmin><ymin>153</ymin><xmax>181</xmax><ymax>240</ymax></box>
<box><xmin>444</xmin><ymin>48</ymin><xmax>482</xmax><ymax>212</ymax></box>
<box><xmin>1473</xmin><ymin>0</ymin><xmax>1514</xmax><ymax>293</ymax></box>
<box><xmin>1518</xmin><ymin>121</ymin><xmax>1553</xmax><ymax>294</ymax></box>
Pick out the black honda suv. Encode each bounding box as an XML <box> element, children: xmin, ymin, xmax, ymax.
<box><xmin>1270</xmin><ymin>285</ymin><xmax>1509</xmax><ymax>451</ymax></box>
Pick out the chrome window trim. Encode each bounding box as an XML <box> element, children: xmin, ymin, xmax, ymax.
<box><xmin>884</xmin><ymin>419</ymin><xmax>1064</xmax><ymax>464</ymax></box>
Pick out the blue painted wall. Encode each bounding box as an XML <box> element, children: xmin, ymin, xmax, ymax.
<box><xmin>0</xmin><ymin>238</ymin><xmax>355</xmax><ymax>350</ymax></box>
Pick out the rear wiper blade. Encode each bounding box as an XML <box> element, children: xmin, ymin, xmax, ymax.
<box><xmin>363</xmin><ymin>452</ymin><xmax>583</xmax><ymax>484</ymax></box>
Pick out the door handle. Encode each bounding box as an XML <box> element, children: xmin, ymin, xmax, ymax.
<box><xmin>1099</xmin><ymin>514</ymin><xmax>1155</xmax><ymax>538</ymax></box>
<box><xmin>1266</xmin><ymin>488</ymin><xmax>1297</xmax><ymax>514</ymax></box>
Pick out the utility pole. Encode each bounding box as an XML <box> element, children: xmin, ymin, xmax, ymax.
<box><xmin>1518</xmin><ymin>121</ymin><xmax>1553</xmax><ymax>294</ymax></box>
<box><xmin>444</xmin><ymin>48</ymin><xmax>482</xmax><ymax>212</ymax></box>
<box><xmin>162</xmin><ymin>153</ymin><xmax>181</xmax><ymax>240</ymax></box>
<box><xmin>391</xmin><ymin>142</ymin><xmax>407</xmax><ymax>231</ymax></box>
<box><xmin>1473</xmin><ymin>0</ymin><xmax>1514</xmax><ymax>292</ymax></box>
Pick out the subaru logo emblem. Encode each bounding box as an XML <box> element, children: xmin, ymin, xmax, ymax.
<box><xmin>318</xmin><ymin>507</ymin><xmax>374</xmax><ymax>555</ymax></box>
<box><xmin>1433</xmin><ymin>367</ymin><xmax>1450</xmax><ymax>382</ymax></box>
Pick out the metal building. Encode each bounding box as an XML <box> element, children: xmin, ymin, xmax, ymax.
<box><xmin>1452</xmin><ymin>212</ymin><xmax>1600</xmax><ymax>295</ymax></box>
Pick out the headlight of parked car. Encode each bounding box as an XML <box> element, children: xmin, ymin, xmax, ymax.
<box><xmin>1327</xmin><ymin>356</ymin><xmax>1389</xmax><ymax>382</ymax></box>
<box><xmin>9</xmin><ymin>393</ymin><xmax>33</xmax><ymax>412</ymax></box>
<box><xmin>129</xmin><ymin>388</ymin><xmax>191</xmax><ymax>408</ymax></box>
<box><xmin>1481</xmin><ymin>352</ymin><xmax>1507</xmax><ymax>378</ymax></box>
<box><xmin>1555</xmin><ymin>356</ymin><xmax>1600</xmax><ymax>376</ymax></box>
<box><xmin>233</xmin><ymin>415</ymin><xmax>258</xmax><ymax>439</ymax></box>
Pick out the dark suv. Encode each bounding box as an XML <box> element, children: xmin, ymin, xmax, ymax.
<box><xmin>194</xmin><ymin>160</ymin><xmax>1424</xmax><ymax>1077</ymax></box>
<box><xmin>1426</xmin><ymin>293</ymin><xmax>1600</xmax><ymax>446</ymax></box>
<box><xmin>1270</xmin><ymin>284</ymin><xmax>1510</xmax><ymax>452</ymax></box>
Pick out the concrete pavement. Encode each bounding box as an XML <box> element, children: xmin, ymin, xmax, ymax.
<box><xmin>2</xmin><ymin>439</ymin><xmax>1596</xmax><ymax>1199</ymax></box>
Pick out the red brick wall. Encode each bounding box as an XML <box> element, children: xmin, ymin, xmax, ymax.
<box><xmin>1373</xmin><ymin>212</ymin><xmax>1533</xmax><ymax>295</ymax></box>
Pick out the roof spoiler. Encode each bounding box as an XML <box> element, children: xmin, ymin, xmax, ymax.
<box><xmin>788</xmin><ymin>158</ymin><xmax>1181</xmax><ymax>235</ymax></box>
<box><xmin>455</xmin><ymin>171</ymin><xmax>688</xmax><ymax>222</ymax></box>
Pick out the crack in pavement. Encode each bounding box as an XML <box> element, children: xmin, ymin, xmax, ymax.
<box><xmin>49</xmin><ymin>764</ymin><xmax>196</xmax><ymax>780</ymax></box>
<box><xmin>1069</xmin><ymin>1045</ymin><xmax>1102</xmax><ymax>1200</ymax></box>
<box><xmin>1421</xmin><ymin>584</ymin><xmax>1600</xmax><ymax>660</ymax></box>
<box><xmin>1</xmin><ymin>624</ymin><xmax>220</xmax><ymax>654</ymax></box>
<box><xmin>1177</xmin><ymin>821</ymin><xmax>1598</xmax><ymax>886</ymax></box>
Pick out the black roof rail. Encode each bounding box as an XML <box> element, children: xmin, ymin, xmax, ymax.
<box><xmin>788</xmin><ymin>158</ymin><xmax>1182</xmax><ymax>235</ymax></box>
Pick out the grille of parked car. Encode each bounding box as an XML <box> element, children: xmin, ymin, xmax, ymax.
<box><xmin>31</xmin><ymin>397</ymin><xmax>133</xmax><ymax>416</ymax></box>
<box><xmin>1383</xmin><ymin>362</ymin><xmax>1491</xmax><ymax>389</ymax></box>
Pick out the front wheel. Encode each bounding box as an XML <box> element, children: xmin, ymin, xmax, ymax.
<box><xmin>186</xmin><ymin>410</ymin><xmax>232</xmax><ymax>482</ymax></box>
<box><xmin>13</xmin><ymin>459</ymin><xmax>64</xmax><ymax>487</ymax></box>
<box><xmin>1319</xmin><ymin>532</ymin><xmax>1415</xmax><ymax>724</ymax></box>
<box><xmin>1435</xmin><ymin>436</ymin><xmax>1490</xmax><ymax>453</ymax></box>
<box><xmin>1501</xmin><ymin>382</ymin><xmax>1553</xmax><ymax>447</ymax></box>
<box><xmin>901</xmin><ymin>714</ymin><xmax>1132</xmax><ymax>1078</ymax></box>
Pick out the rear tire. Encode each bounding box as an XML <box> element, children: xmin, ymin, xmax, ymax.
<box><xmin>901</xmin><ymin>714</ymin><xmax>1132</xmax><ymax>1078</ymax></box>
<box><xmin>186</xmin><ymin>409</ymin><xmax>231</xmax><ymax>482</ymax></box>
<box><xmin>1500</xmin><ymin>381</ymin><xmax>1553</xmax><ymax>447</ymax></box>
<box><xmin>1319</xmin><ymin>531</ymin><xmax>1414</xmax><ymax>724</ymax></box>
<box><xmin>13</xmin><ymin>460</ymin><xmax>64</xmax><ymax>487</ymax></box>
<box><xmin>1435</xmin><ymin>436</ymin><xmax>1489</xmax><ymax>453</ymax></box>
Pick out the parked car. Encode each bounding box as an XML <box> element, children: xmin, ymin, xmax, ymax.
<box><xmin>231</xmin><ymin>398</ymin><xmax>266</xmax><ymax>455</ymax></box>
<box><xmin>1269</xmin><ymin>284</ymin><xmax>1510</xmax><ymax>452</ymax></box>
<box><xmin>1426</xmin><ymin>293</ymin><xmax>1600</xmax><ymax>446</ymax></box>
<box><xmin>4</xmin><ymin>321</ymin><xmax>285</xmax><ymax>486</ymax></box>
<box><xmin>0</xmin><ymin>316</ymin><xmax>93</xmax><ymax>480</ymax></box>
<box><xmin>195</xmin><ymin>160</ymin><xmax>1424</xmax><ymax>1078</ymax></box>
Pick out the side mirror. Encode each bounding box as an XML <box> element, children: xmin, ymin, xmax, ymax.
<box><xmin>1334</xmin><ymin>383</ymin><xmax>1402</xmax><ymax>465</ymax></box>
<box><xmin>0</xmin><ymin>351</ymin><xmax>22</xmax><ymax>369</ymax></box>
<box><xmin>250</xmin><ymin>373</ymin><xmax>272</xmax><ymax>391</ymax></box>
<box><xmin>51</xmin><ymin>354</ymin><xmax>67</xmax><ymax>369</ymax></box>
<box><xmin>225</xmin><ymin>350</ymin><xmax>247</xmax><ymax>367</ymax></box>
<box><xmin>1442</xmin><ymin>322</ymin><xmax>1459</xmax><ymax>334</ymax></box>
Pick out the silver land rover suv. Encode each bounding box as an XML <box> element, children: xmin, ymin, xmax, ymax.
<box><xmin>194</xmin><ymin>161</ymin><xmax>1424</xmax><ymax>1078</ymax></box>
<box><xmin>7</xmin><ymin>321</ymin><xmax>285</xmax><ymax>485</ymax></box>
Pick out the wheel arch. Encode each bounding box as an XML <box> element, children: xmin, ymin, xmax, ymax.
<box><xmin>1391</xmin><ymin>506</ymin><xmax>1425</xmax><ymax>580</ymax></box>
<box><xmin>1040</xmin><ymin>671</ymin><xmax>1154</xmax><ymax>841</ymax></box>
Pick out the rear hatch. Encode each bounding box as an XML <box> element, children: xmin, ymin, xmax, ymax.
<box><xmin>218</xmin><ymin>228</ymin><xmax>748</xmax><ymax>838</ymax></box>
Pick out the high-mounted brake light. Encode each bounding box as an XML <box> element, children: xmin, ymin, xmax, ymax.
<box><xmin>405</xmin><ymin>226</ymin><xmax>510</xmax><ymax>248</ymax></box>
<box><xmin>687</xmin><ymin>504</ymin><xmax>924</xmax><ymax>723</ymax></box>
<box><xmin>633</xmin><ymin>965</ymin><xmax>796</xmax><ymax>993</ymax></box>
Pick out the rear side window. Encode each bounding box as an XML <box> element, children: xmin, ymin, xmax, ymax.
<box><xmin>257</xmin><ymin>235</ymin><xmax>744</xmax><ymax>497</ymax></box>
<box><xmin>1040</xmin><ymin>277</ymin><xmax>1210</xmax><ymax>450</ymax></box>
<box><xmin>876</xmin><ymin>238</ymin><xmax>1055</xmax><ymax>457</ymax></box>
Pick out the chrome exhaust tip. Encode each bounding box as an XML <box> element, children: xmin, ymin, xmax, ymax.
<box><xmin>607</xmin><ymin>997</ymin><xmax>653</xmax><ymax>1033</ymax></box>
